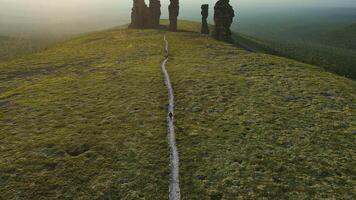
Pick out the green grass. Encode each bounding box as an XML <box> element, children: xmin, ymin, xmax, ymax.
<box><xmin>164</xmin><ymin>21</ymin><xmax>355</xmax><ymax>199</ymax></box>
<box><xmin>0</xmin><ymin>28</ymin><xmax>170</xmax><ymax>199</ymax></box>
<box><xmin>1</xmin><ymin>20</ymin><xmax>355</xmax><ymax>199</ymax></box>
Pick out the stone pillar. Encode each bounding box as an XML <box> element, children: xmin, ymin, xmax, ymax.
<box><xmin>129</xmin><ymin>0</ymin><xmax>150</xmax><ymax>29</ymax></box>
<box><xmin>201</xmin><ymin>4</ymin><xmax>209</xmax><ymax>34</ymax></box>
<box><xmin>169</xmin><ymin>0</ymin><xmax>179</xmax><ymax>31</ymax></box>
<box><xmin>214</xmin><ymin>0</ymin><xmax>235</xmax><ymax>41</ymax></box>
<box><xmin>149</xmin><ymin>0</ymin><xmax>161</xmax><ymax>28</ymax></box>
<box><xmin>129</xmin><ymin>0</ymin><xmax>138</xmax><ymax>28</ymax></box>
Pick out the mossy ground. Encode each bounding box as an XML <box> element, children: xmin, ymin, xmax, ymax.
<box><xmin>0</xmin><ymin>20</ymin><xmax>355</xmax><ymax>199</ymax></box>
<box><xmin>0</xmin><ymin>28</ymin><xmax>169</xmax><ymax>199</ymax></box>
<box><xmin>163</xmin><ymin>21</ymin><xmax>355</xmax><ymax>199</ymax></box>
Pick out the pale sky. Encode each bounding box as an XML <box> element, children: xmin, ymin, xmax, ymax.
<box><xmin>0</xmin><ymin>0</ymin><xmax>355</xmax><ymax>37</ymax></box>
<box><xmin>1</xmin><ymin>0</ymin><xmax>355</xmax><ymax>23</ymax></box>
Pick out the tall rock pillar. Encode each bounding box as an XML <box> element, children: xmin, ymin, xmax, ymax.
<box><xmin>169</xmin><ymin>0</ymin><xmax>179</xmax><ymax>31</ymax></box>
<box><xmin>149</xmin><ymin>0</ymin><xmax>161</xmax><ymax>28</ymax></box>
<box><xmin>201</xmin><ymin>4</ymin><xmax>209</xmax><ymax>34</ymax></box>
<box><xmin>129</xmin><ymin>0</ymin><xmax>150</xmax><ymax>29</ymax></box>
<box><xmin>214</xmin><ymin>0</ymin><xmax>235</xmax><ymax>41</ymax></box>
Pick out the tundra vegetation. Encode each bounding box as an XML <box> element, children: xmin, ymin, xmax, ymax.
<box><xmin>234</xmin><ymin>8</ymin><xmax>356</xmax><ymax>79</ymax></box>
<box><xmin>0</xmin><ymin>20</ymin><xmax>355</xmax><ymax>199</ymax></box>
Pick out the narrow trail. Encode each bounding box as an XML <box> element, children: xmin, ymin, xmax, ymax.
<box><xmin>237</xmin><ymin>42</ymin><xmax>256</xmax><ymax>52</ymax></box>
<box><xmin>161</xmin><ymin>35</ymin><xmax>181</xmax><ymax>200</ymax></box>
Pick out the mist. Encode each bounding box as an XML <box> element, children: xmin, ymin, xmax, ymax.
<box><xmin>0</xmin><ymin>0</ymin><xmax>355</xmax><ymax>38</ymax></box>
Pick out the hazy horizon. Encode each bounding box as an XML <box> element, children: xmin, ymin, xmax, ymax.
<box><xmin>1</xmin><ymin>0</ymin><xmax>356</xmax><ymax>38</ymax></box>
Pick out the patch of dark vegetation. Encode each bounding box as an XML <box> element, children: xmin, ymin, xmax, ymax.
<box><xmin>1</xmin><ymin>70</ymin><xmax>43</xmax><ymax>81</ymax></box>
<box><xmin>0</xmin><ymin>59</ymin><xmax>97</xmax><ymax>81</ymax></box>
<box><xmin>0</xmin><ymin>100</ymin><xmax>11</xmax><ymax>108</ymax></box>
<box><xmin>209</xmin><ymin>191</ymin><xmax>223</xmax><ymax>200</ymax></box>
<box><xmin>320</xmin><ymin>92</ymin><xmax>336</xmax><ymax>97</ymax></box>
<box><xmin>196</xmin><ymin>174</ymin><xmax>206</xmax><ymax>180</ymax></box>
<box><xmin>43</xmin><ymin>162</ymin><xmax>58</xmax><ymax>171</ymax></box>
<box><xmin>43</xmin><ymin>147</ymin><xmax>66</xmax><ymax>158</ymax></box>
<box><xmin>285</xmin><ymin>95</ymin><xmax>303</xmax><ymax>102</ymax></box>
<box><xmin>65</xmin><ymin>143</ymin><xmax>91</xmax><ymax>157</ymax></box>
<box><xmin>98</xmin><ymin>191</ymin><xmax>122</xmax><ymax>200</ymax></box>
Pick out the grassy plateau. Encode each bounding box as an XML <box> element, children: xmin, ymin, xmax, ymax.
<box><xmin>0</xmin><ymin>27</ymin><xmax>169</xmax><ymax>199</ymax></box>
<box><xmin>1</xmin><ymin>20</ymin><xmax>355</xmax><ymax>199</ymax></box>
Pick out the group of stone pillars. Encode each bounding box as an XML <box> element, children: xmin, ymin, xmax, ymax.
<box><xmin>129</xmin><ymin>0</ymin><xmax>235</xmax><ymax>41</ymax></box>
<box><xmin>201</xmin><ymin>0</ymin><xmax>235</xmax><ymax>41</ymax></box>
<box><xmin>129</xmin><ymin>0</ymin><xmax>160</xmax><ymax>29</ymax></box>
<box><xmin>129</xmin><ymin>0</ymin><xmax>179</xmax><ymax>31</ymax></box>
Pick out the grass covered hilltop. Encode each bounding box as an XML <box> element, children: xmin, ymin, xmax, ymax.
<box><xmin>1</xmin><ymin>20</ymin><xmax>355</xmax><ymax>199</ymax></box>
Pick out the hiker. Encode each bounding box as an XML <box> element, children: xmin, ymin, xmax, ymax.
<box><xmin>169</xmin><ymin>112</ymin><xmax>173</xmax><ymax>119</ymax></box>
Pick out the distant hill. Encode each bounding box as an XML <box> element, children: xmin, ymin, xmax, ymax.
<box><xmin>339</xmin><ymin>23</ymin><xmax>356</xmax><ymax>37</ymax></box>
<box><xmin>326</xmin><ymin>22</ymin><xmax>356</xmax><ymax>50</ymax></box>
<box><xmin>233</xmin><ymin>8</ymin><xmax>356</xmax><ymax>80</ymax></box>
<box><xmin>0</xmin><ymin>20</ymin><xmax>355</xmax><ymax>199</ymax></box>
<box><xmin>341</xmin><ymin>22</ymin><xmax>356</xmax><ymax>34</ymax></box>
<box><xmin>234</xmin><ymin>30</ymin><xmax>356</xmax><ymax>79</ymax></box>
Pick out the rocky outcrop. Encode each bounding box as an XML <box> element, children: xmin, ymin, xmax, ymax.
<box><xmin>129</xmin><ymin>0</ymin><xmax>161</xmax><ymax>29</ymax></box>
<box><xmin>169</xmin><ymin>0</ymin><xmax>179</xmax><ymax>31</ymax></box>
<box><xmin>214</xmin><ymin>0</ymin><xmax>235</xmax><ymax>41</ymax></box>
<box><xmin>129</xmin><ymin>0</ymin><xmax>149</xmax><ymax>29</ymax></box>
<box><xmin>149</xmin><ymin>0</ymin><xmax>161</xmax><ymax>28</ymax></box>
<box><xmin>201</xmin><ymin>4</ymin><xmax>209</xmax><ymax>34</ymax></box>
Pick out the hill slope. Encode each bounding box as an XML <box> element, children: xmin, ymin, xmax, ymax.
<box><xmin>328</xmin><ymin>22</ymin><xmax>356</xmax><ymax>50</ymax></box>
<box><xmin>0</xmin><ymin>36</ymin><xmax>53</xmax><ymax>62</ymax></box>
<box><xmin>233</xmin><ymin>32</ymin><xmax>356</xmax><ymax>80</ymax></box>
<box><xmin>1</xmin><ymin>21</ymin><xmax>355</xmax><ymax>199</ymax></box>
<box><xmin>0</xmin><ymin>29</ymin><xmax>169</xmax><ymax>199</ymax></box>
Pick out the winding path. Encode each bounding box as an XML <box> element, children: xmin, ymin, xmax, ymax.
<box><xmin>161</xmin><ymin>35</ymin><xmax>181</xmax><ymax>200</ymax></box>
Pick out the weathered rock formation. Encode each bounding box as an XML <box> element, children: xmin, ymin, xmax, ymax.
<box><xmin>214</xmin><ymin>0</ymin><xmax>235</xmax><ymax>41</ymax></box>
<box><xmin>169</xmin><ymin>0</ymin><xmax>179</xmax><ymax>31</ymax></box>
<box><xmin>201</xmin><ymin>4</ymin><xmax>209</xmax><ymax>34</ymax></box>
<box><xmin>129</xmin><ymin>0</ymin><xmax>161</xmax><ymax>29</ymax></box>
<box><xmin>129</xmin><ymin>0</ymin><xmax>149</xmax><ymax>29</ymax></box>
<box><xmin>149</xmin><ymin>0</ymin><xmax>161</xmax><ymax>28</ymax></box>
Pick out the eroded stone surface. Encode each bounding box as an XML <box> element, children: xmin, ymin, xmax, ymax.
<box><xmin>129</xmin><ymin>0</ymin><xmax>161</xmax><ymax>29</ymax></box>
<box><xmin>201</xmin><ymin>4</ymin><xmax>209</xmax><ymax>34</ymax></box>
<box><xmin>169</xmin><ymin>0</ymin><xmax>179</xmax><ymax>31</ymax></box>
<box><xmin>149</xmin><ymin>0</ymin><xmax>161</xmax><ymax>28</ymax></box>
<box><xmin>129</xmin><ymin>0</ymin><xmax>149</xmax><ymax>28</ymax></box>
<box><xmin>214</xmin><ymin>0</ymin><xmax>235</xmax><ymax>41</ymax></box>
